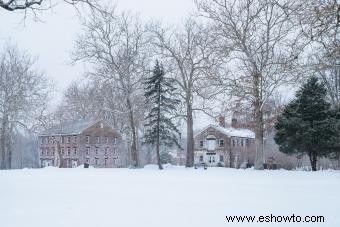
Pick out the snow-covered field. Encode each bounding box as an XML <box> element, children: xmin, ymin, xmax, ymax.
<box><xmin>1</xmin><ymin>166</ymin><xmax>339</xmax><ymax>227</ymax></box>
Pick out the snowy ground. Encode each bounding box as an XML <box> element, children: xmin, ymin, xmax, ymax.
<box><xmin>1</xmin><ymin>166</ymin><xmax>339</xmax><ymax>227</ymax></box>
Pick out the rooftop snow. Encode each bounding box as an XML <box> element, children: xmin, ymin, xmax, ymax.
<box><xmin>40</xmin><ymin>119</ymin><xmax>99</xmax><ymax>135</ymax></box>
<box><xmin>195</xmin><ymin>124</ymin><xmax>255</xmax><ymax>138</ymax></box>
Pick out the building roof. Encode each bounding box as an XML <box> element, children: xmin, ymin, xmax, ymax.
<box><xmin>194</xmin><ymin>124</ymin><xmax>255</xmax><ymax>139</ymax></box>
<box><xmin>39</xmin><ymin>119</ymin><xmax>100</xmax><ymax>136</ymax></box>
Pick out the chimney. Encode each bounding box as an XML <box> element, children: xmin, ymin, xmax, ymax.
<box><xmin>218</xmin><ymin>116</ymin><xmax>226</xmax><ymax>128</ymax></box>
<box><xmin>231</xmin><ymin>118</ymin><xmax>239</xmax><ymax>128</ymax></box>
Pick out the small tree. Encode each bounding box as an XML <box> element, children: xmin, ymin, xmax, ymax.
<box><xmin>274</xmin><ymin>76</ymin><xmax>339</xmax><ymax>171</ymax></box>
<box><xmin>143</xmin><ymin>61</ymin><xmax>181</xmax><ymax>170</ymax></box>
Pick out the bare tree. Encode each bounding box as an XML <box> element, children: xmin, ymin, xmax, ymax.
<box><xmin>0</xmin><ymin>44</ymin><xmax>50</xmax><ymax>169</ymax></box>
<box><xmin>149</xmin><ymin>18</ymin><xmax>223</xmax><ymax>167</ymax></box>
<box><xmin>293</xmin><ymin>0</ymin><xmax>340</xmax><ymax>168</ymax></box>
<box><xmin>197</xmin><ymin>0</ymin><xmax>303</xmax><ymax>169</ymax></box>
<box><xmin>56</xmin><ymin>80</ymin><xmax>104</xmax><ymax>121</ymax></box>
<box><xmin>0</xmin><ymin>0</ymin><xmax>99</xmax><ymax>12</ymax></box>
<box><xmin>73</xmin><ymin>7</ymin><xmax>150</xmax><ymax>168</ymax></box>
<box><xmin>295</xmin><ymin>0</ymin><xmax>340</xmax><ymax>108</ymax></box>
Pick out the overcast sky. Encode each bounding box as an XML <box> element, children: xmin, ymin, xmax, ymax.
<box><xmin>0</xmin><ymin>0</ymin><xmax>195</xmax><ymax>98</ymax></box>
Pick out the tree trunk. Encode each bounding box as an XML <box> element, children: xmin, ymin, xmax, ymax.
<box><xmin>156</xmin><ymin>82</ymin><xmax>163</xmax><ymax>170</ymax></box>
<box><xmin>56</xmin><ymin>139</ymin><xmax>63</xmax><ymax>168</ymax></box>
<box><xmin>0</xmin><ymin>115</ymin><xmax>8</xmax><ymax>169</ymax></box>
<box><xmin>186</xmin><ymin>101</ymin><xmax>194</xmax><ymax>167</ymax></box>
<box><xmin>127</xmin><ymin>97</ymin><xmax>139</xmax><ymax>168</ymax></box>
<box><xmin>254</xmin><ymin>74</ymin><xmax>265</xmax><ymax>170</ymax></box>
<box><xmin>308</xmin><ymin>152</ymin><xmax>318</xmax><ymax>171</ymax></box>
<box><xmin>6</xmin><ymin>135</ymin><xmax>12</xmax><ymax>169</ymax></box>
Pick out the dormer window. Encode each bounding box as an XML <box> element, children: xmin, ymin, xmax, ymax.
<box><xmin>199</xmin><ymin>140</ymin><xmax>204</xmax><ymax>148</ymax></box>
<box><xmin>86</xmin><ymin>136</ymin><xmax>90</xmax><ymax>144</ymax></box>
<box><xmin>96</xmin><ymin>136</ymin><xmax>100</xmax><ymax>144</ymax></box>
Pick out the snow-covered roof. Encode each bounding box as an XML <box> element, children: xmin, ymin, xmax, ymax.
<box><xmin>194</xmin><ymin>124</ymin><xmax>255</xmax><ymax>139</ymax></box>
<box><xmin>39</xmin><ymin>119</ymin><xmax>100</xmax><ymax>136</ymax></box>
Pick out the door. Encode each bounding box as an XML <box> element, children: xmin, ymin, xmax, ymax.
<box><xmin>72</xmin><ymin>160</ymin><xmax>78</xmax><ymax>168</ymax></box>
<box><xmin>207</xmin><ymin>155</ymin><xmax>216</xmax><ymax>166</ymax></box>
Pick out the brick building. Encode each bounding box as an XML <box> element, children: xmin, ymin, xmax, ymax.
<box><xmin>38</xmin><ymin>120</ymin><xmax>124</xmax><ymax>168</ymax></box>
<box><xmin>194</xmin><ymin>116</ymin><xmax>256</xmax><ymax>168</ymax></box>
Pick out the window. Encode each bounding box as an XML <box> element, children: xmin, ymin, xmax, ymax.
<box><xmin>241</xmin><ymin>139</ymin><xmax>244</xmax><ymax>147</ymax></box>
<box><xmin>220</xmin><ymin>155</ymin><xmax>224</xmax><ymax>162</ymax></box>
<box><xmin>113</xmin><ymin>148</ymin><xmax>116</xmax><ymax>155</ymax></box>
<box><xmin>52</xmin><ymin>137</ymin><xmax>55</xmax><ymax>144</ymax></box>
<box><xmin>199</xmin><ymin>155</ymin><xmax>203</xmax><ymax>162</ymax></box>
<box><xmin>73</xmin><ymin>136</ymin><xmax>77</xmax><ymax>143</ymax></box>
<box><xmin>199</xmin><ymin>140</ymin><xmax>204</xmax><ymax>148</ymax></box>
<box><xmin>95</xmin><ymin>158</ymin><xmax>98</xmax><ymax>166</ymax></box>
<box><xmin>40</xmin><ymin>149</ymin><xmax>44</xmax><ymax>155</ymax></box>
<box><xmin>61</xmin><ymin>148</ymin><xmax>64</xmax><ymax>155</ymax></box>
<box><xmin>46</xmin><ymin>148</ymin><xmax>49</xmax><ymax>155</ymax></box>
<box><xmin>67</xmin><ymin>148</ymin><xmax>71</xmax><ymax>155</ymax></box>
<box><xmin>95</xmin><ymin>147</ymin><xmax>99</xmax><ymax>155</ymax></box>
<box><xmin>86</xmin><ymin>147</ymin><xmax>90</xmax><ymax>155</ymax></box>
<box><xmin>52</xmin><ymin>147</ymin><xmax>55</xmax><ymax>155</ymax></box>
<box><xmin>113</xmin><ymin>137</ymin><xmax>117</xmax><ymax>145</ymax></box>
<box><xmin>219</xmin><ymin>139</ymin><xmax>224</xmax><ymax>147</ymax></box>
<box><xmin>73</xmin><ymin>148</ymin><xmax>77</xmax><ymax>155</ymax></box>
<box><xmin>96</xmin><ymin>136</ymin><xmax>100</xmax><ymax>144</ymax></box>
<box><xmin>232</xmin><ymin>139</ymin><xmax>235</xmax><ymax>147</ymax></box>
<box><xmin>105</xmin><ymin>137</ymin><xmax>108</xmax><ymax>144</ymax></box>
<box><xmin>67</xmin><ymin>137</ymin><xmax>71</xmax><ymax>143</ymax></box>
<box><xmin>86</xmin><ymin>136</ymin><xmax>90</xmax><ymax>144</ymax></box>
<box><xmin>207</xmin><ymin>139</ymin><xmax>216</xmax><ymax>151</ymax></box>
<box><xmin>104</xmin><ymin>158</ymin><xmax>108</xmax><ymax>166</ymax></box>
<box><xmin>104</xmin><ymin>148</ymin><xmax>108</xmax><ymax>155</ymax></box>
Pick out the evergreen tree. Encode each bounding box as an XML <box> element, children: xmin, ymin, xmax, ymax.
<box><xmin>274</xmin><ymin>76</ymin><xmax>340</xmax><ymax>171</ymax></box>
<box><xmin>143</xmin><ymin>61</ymin><xmax>181</xmax><ymax>170</ymax></box>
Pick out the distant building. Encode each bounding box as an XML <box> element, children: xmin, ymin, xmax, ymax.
<box><xmin>194</xmin><ymin>116</ymin><xmax>256</xmax><ymax>168</ymax></box>
<box><xmin>38</xmin><ymin>120</ymin><xmax>124</xmax><ymax>168</ymax></box>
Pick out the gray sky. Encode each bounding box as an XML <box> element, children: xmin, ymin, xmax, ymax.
<box><xmin>0</xmin><ymin>0</ymin><xmax>195</xmax><ymax>97</ymax></box>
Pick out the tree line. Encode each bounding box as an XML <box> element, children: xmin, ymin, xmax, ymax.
<box><xmin>0</xmin><ymin>0</ymin><xmax>339</xmax><ymax>170</ymax></box>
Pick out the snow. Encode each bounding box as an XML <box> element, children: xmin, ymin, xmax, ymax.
<box><xmin>1</xmin><ymin>167</ymin><xmax>339</xmax><ymax>227</ymax></box>
<box><xmin>215</xmin><ymin>125</ymin><xmax>255</xmax><ymax>138</ymax></box>
<box><xmin>196</xmin><ymin>124</ymin><xmax>255</xmax><ymax>138</ymax></box>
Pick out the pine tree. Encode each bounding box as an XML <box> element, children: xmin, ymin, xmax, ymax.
<box><xmin>143</xmin><ymin>61</ymin><xmax>181</xmax><ymax>170</ymax></box>
<box><xmin>274</xmin><ymin>76</ymin><xmax>340</xmax><ymax>171</ymax></box>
